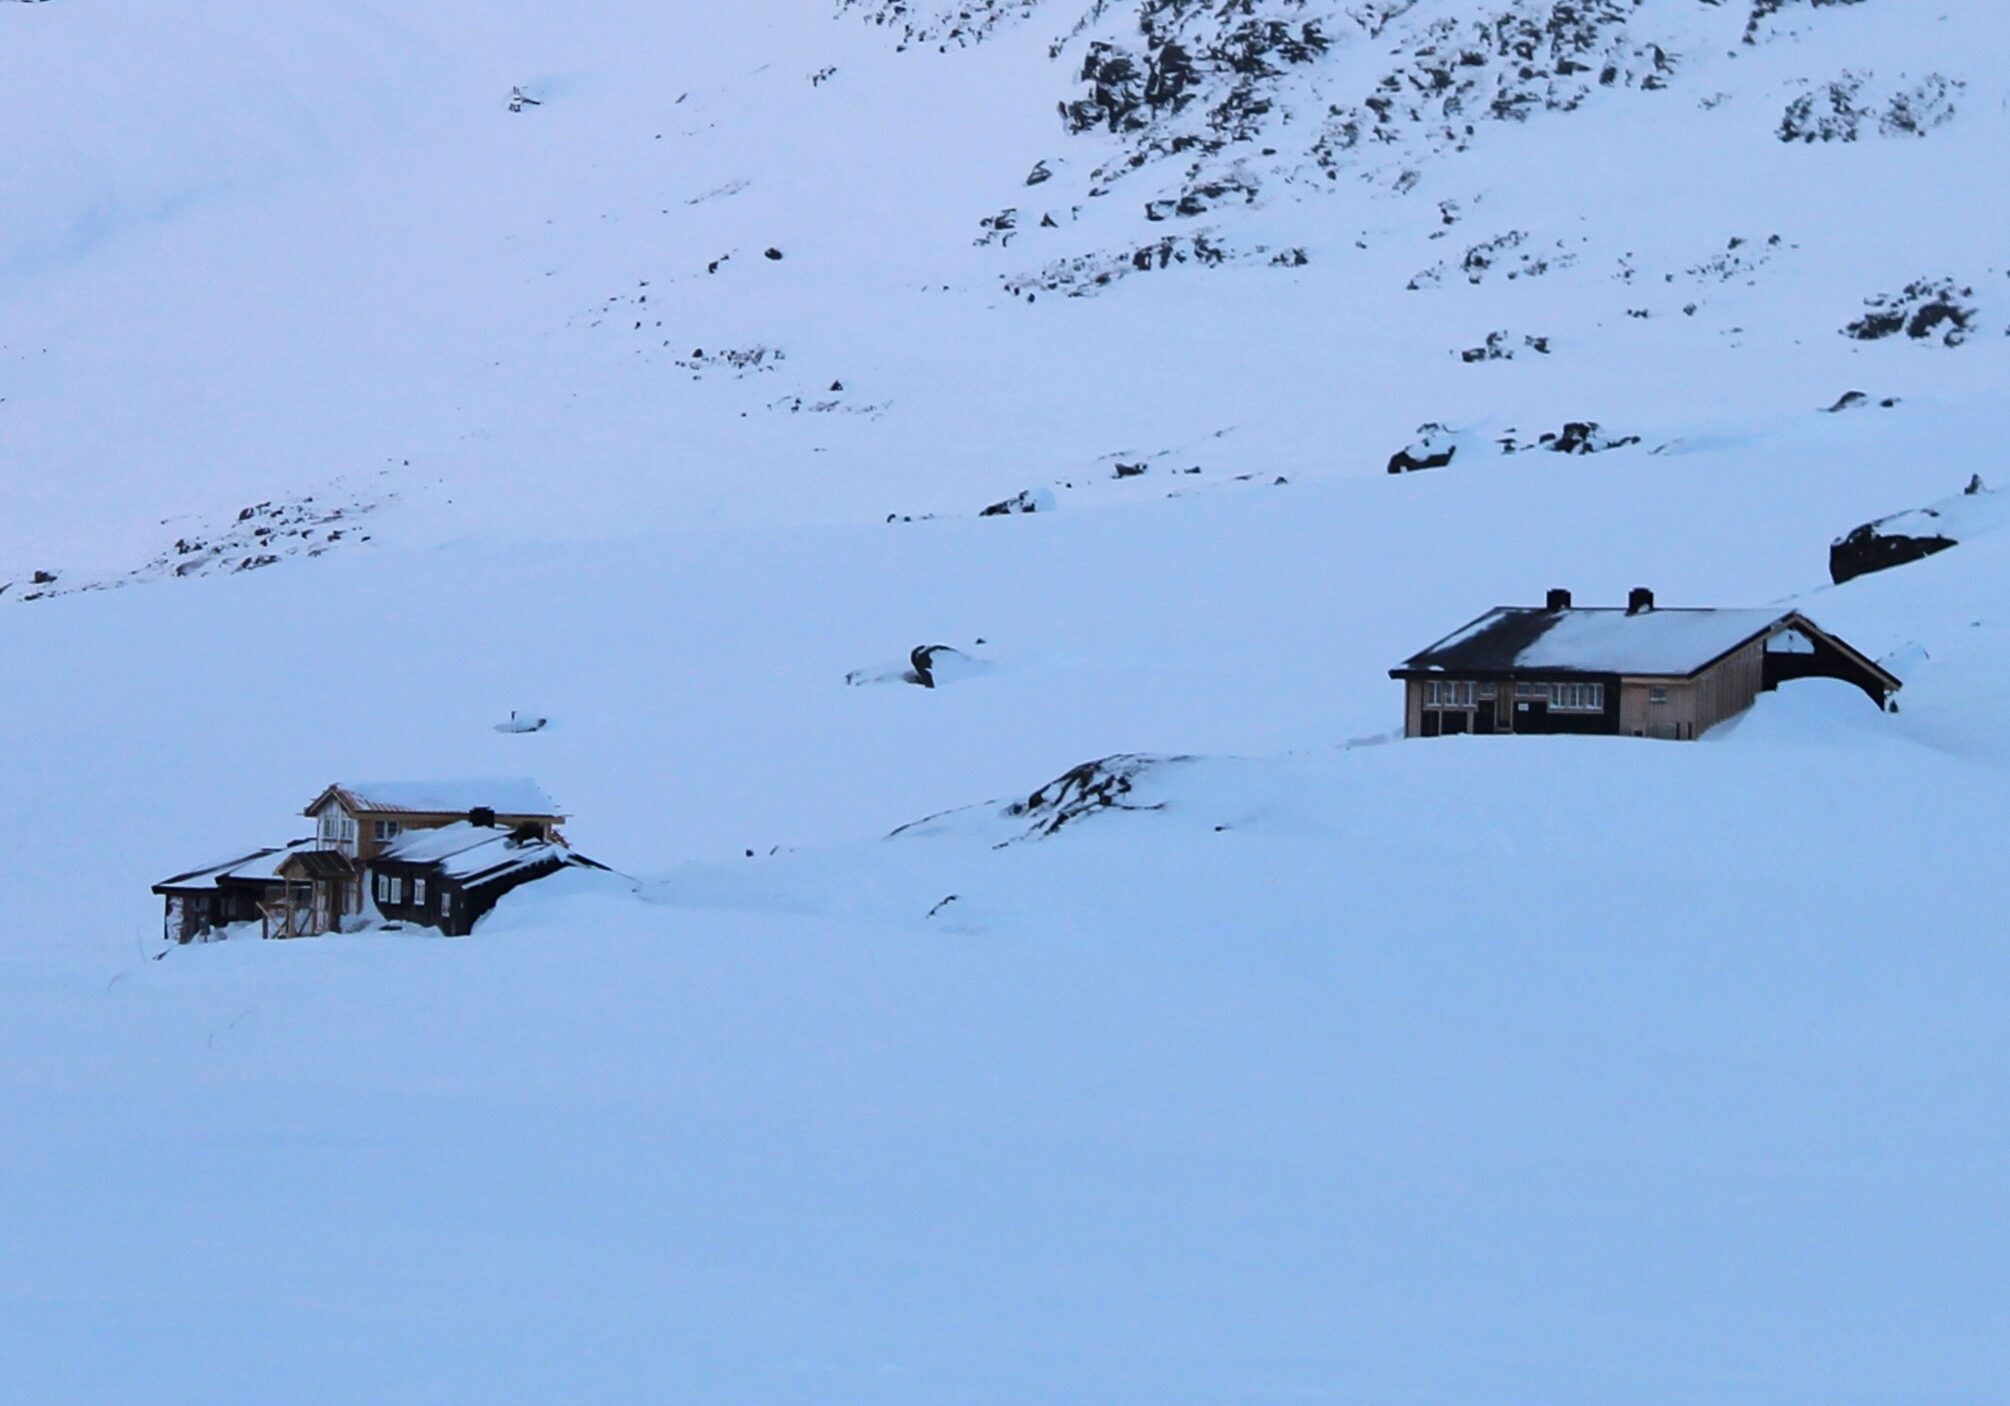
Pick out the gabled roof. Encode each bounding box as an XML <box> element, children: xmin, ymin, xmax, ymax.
<box><xmin>1393</xmin><ymin>604</ymin><xmax>1900</xmax><ymax>686</ymax></box>
<box><xmin>279</xmin><ymin>849</ymin><xmax>358</xmax><ymax>880</ymax></box>
<box><xmin>304</xmin><ymin>778</ymin><xmax>562</xmax><ymax>819</ymax></box>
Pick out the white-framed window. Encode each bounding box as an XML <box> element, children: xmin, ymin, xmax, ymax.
<box><xmin>439</xmin><ymin>890</ymin><xmax>452</xmax><ymax>916</ymax></box>
<box><xmin>390</xmin><ymin>876</ymin><xmax>404</xmax><ymax>904</ymax></box>
<box><xmin>1649</xmin><ymin>686</ymin><xmax>1670</xmax><ymax>704</ymax></box>
<box><xmin>414</xmin><ymin>878</ymin><xmax>427</xmax><ymax>906</ymax></box>
<box><xmin>319</xmin><ymin>808</ymin><xmax>357</xmax><ymax>845</ymax></box>
<box><xmin>1551</xmin><ymin>682</ymin><xmax>1606</xmax><ymax>712</ymax></box>
<box><xmin>373</xmin><ymin>874</ymin><xmax>387</xmax><ymax>903</ymax></box>
<box><xmin>1427</xmin><ymin>680</ymin><xmax>1477</xmax><ymax>708</ymax></box>
<box><xmin>373</xmin><ymin>819</ymin><xmax>402</xmax><ymax>842</ymax></box>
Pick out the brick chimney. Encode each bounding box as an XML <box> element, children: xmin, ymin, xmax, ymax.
<box><xmin>1545</xmin><ymin>588</ymin><xmax>1572</xmax><ymax>612</ymax></box>
<box><xmin>1627</xmin><ymin>587</ymin><xmax>1655</xmax><ymax>615</ymax></box>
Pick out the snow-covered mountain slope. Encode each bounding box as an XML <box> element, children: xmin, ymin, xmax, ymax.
<box><xmin>3</xmin><ymin>1</ymin><xmax>2006</xmax><ymax>578</ymax></box>
<box><xmin>4</xmin><ymin>2</ymin><xmax>2010</xmax><ymax>1401</ymax></box>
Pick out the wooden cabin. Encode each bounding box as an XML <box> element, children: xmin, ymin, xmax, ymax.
<box><xmin>154</xmin><ymin>779</ymin><xmax>584</xmax><ymax>942</ymax></box>
<box><xmin>151</xmin><ymin>840</ymin><xmax>321</xmax><ymax>944</ymax></box>
<box><xmin>1391</xmin><ymin>588</ymin><xmax>1901</xmax><ymax>741</ymax></box>
<box><xmin>369</xmin><ymin>820</ymin><xmax>606</xmax><ymax>937</ymax></box>
<box><xmin>279</xmin><ymin>780</ymin><xmax>568</xmax><ymax>935</ymax></box>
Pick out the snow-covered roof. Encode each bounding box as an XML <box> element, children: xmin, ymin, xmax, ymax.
<box><xmin>379</xmin><ymin>820</ymin><xmax>575</xmax><ymax>886</ymax></box>
<box><xmin>310</xmin><ymin>778</ymin><xmax>562</xmax><ymax>817</ymax></box>
<box><xmin>1400</xmin><ymin>607</ymin><xmax>1795</xmax><ymax>678</ymax></box>
<box><xmin>154</xmin><ymin>838</ymin><xmax>320</xmax><ymax>891</ymax></box>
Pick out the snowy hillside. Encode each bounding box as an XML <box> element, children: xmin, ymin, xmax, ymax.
<box><xmin>4</xmin><ymin>1</ymin><xmax>2010</xmax><ymax>1402</ymax></box>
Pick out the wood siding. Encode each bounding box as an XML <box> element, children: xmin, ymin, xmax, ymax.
<box><xmin>1617</xmin><ymin>638</ymin><xmax>1767</xmax><ymax>740</ymax></box>
<box><xmin>309</xmin><ymin>798</ymin><xmax>558</xmax><ymax>865</ymax></box>
<box><xmin>1409</xmin><ymin>642</ymin><xmax>1768</xmax><ymax>742</ymax></box>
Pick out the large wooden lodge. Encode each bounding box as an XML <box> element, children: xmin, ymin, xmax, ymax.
<box><xmin>1391</xmin><ymin>588</ymin><xmax>1901</xmax><ymax>741</ymax></box>
<box><xmin>153</xmin><ymin>779</ymin><xmax>599</xmax><ymax>943</ymax></box>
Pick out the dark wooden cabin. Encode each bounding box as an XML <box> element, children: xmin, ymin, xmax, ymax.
<box><xmin>368</xmin><ymin>818</ymin><xmax>603</xmax><ymax>937</ymax></box>
<box><xmin>151</xmin><ymin>841</ymin><xmax>321</xmax><ymax>943</ymax></box>
<box><xmin>1391</xmin><ymin>588</ymin><xmax>1902</xmax><ymax>741</ymax></box>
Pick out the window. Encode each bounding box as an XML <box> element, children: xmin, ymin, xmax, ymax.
<box><xmin>319</xmin><ymin>808</ymin><xmax>357</xmax><ymax>845</ymax></box>
<box><xmin>373</xmin><ymin>819</ymin><xmax>402</xmax><ymax>842</ymax></box>
<box><xmin>1649</xmin><ymin>686</ymin><xmax>1670</xmax><ymax>704</ymax></box>
<box><xmin>1427</xmin><ymin>680</ymin><xmax>1477</xmax><ymax>708</ymax></box>
<box><xmin>439</xmin><ymin>889</ymin><xmax>452</xmax><ymax>916</ymax></box>
<box><xmin>1550</xmin><ymin>682</ymin><xmax>1606</xmax><ymax>712</ymax></box>
<box><xmin>414</xmin><ymin>878</ymin><xmax>427</xmax><ymax>906</ymax></box>
<box><xmin>389</xmin><ymin>876</ymin><xmax>404</xmax><ymax>905</ymax></box>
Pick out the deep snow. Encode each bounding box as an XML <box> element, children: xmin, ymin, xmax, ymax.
<box><xmin>4</xmin><ymin>1</ymin><xmax>2010</xmax><ymax>1402</ymax></box>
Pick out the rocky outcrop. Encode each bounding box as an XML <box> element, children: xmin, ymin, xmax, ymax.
<box><xmin>979</xmin><ymin>487</ymin><xmax>1055</xmax><ymax>516</ymax></box>
<box><xmin>1501</xmin><ymin>421</ymin><xmax>1641</xmax><ymax>455</ymax></box>
<box><xmin>1830</xmin><ymin>478</ymin><xmax>2000</xmax><ymax>585</ymax></box>
<box><xmin>1387</xmin><ymin>422</ymin><xmax>1460</xmax><ymax>474</ymax></box>
<box><xmin>1005</xmin><ymin>754</ymin><xmax>1171</xmax><ymax>838</ymax></box>
<box><xmin>1779</xmin><ymin>72</ymin><xmax>1962</xmax><ymax>142</ymax></box>
<box><xmin>1843</xmin><ymin>280</ymin><xmax>1977</xmax><ymax>346</ymax></box>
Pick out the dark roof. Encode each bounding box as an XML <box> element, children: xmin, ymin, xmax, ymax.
<box><xmin>1393</xmin><ymin>602</ymin><xmax>1904</xmax><ymax>690</ymax></box>
<box><xmin>1395</xmin><ymin>605</ymin><xmax>1796</xmax><ymax>679</ymax></box>
<box><xmin>280</xmin><ymin>849</ymin><xmax>358</xmax><ymax>879</ymax></box>
<box><xmin>374</xmin><ymin>820</ymin><xmax>587</xmax><ymax>891</ymax></box>
<box><xmin>153</xmin><ymin>840</ymin><xmax>319</xmax><ymax>893</ymax></box>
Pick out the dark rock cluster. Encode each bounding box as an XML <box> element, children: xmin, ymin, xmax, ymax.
<box><xmin>1005</xmin><ymin>754</ymin><xmax>1172</xmax><ymax>838</ymax></box>
<box><xmin>1843</xmin><ymin>281</ymin><xmax>1977</xmax><ymax>347</ymax></box>
<box><xmin>1779</xmin><ymin>72</ymin><xmax>1961</xmax><ymax>142</ymax></box>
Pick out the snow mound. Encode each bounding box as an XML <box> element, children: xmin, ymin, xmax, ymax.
<box><xmin>1709</xmin><ymin>678</ymin><xmax>1895</xmax><ymax>745</ymax></box>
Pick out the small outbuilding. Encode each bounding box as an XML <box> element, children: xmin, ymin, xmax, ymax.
<box><xmin>1391</xmin><ymin>588</ymin><xmax>1901</xmax><ymax>741</ymax></box>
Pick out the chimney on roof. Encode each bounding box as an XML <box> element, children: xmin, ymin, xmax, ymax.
<box><xmin>1627</xmin><ymin>587</ymin><xmax>1655</xmax><ymax>615</ymax></box>
<box><xmin>469</xmin><ymin>806</ymin><xmax>497</xmax><ymax>828</ymax></box>
<box><xmin>1545</xmin><ymin>588</ymin><xmax>1572</xmax><ymax>612</ymax></box>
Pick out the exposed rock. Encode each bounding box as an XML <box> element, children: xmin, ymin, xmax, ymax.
<box><xmin>1005</xmin><ymin>755</ymin><xmax>1171</xmax><ymax>838</ymax></box>
<box><xmin>979</xmin><ymin>487</ymin><xmax>1055</xmax><ymax>516</ymax></box>
<box><xmin>1500</xmin><ymin>421</ymin><xmax>1641</xmax><ymax>455</ymax></box>
<box><xmin>674</xmin><ymin>345</ymin><xmax>786</xmax><ymax>377</ymax></box>
<box><xmin>1411</xmin><ymin>230</ymin><xmax>1580</xmax><ymax>290</ymax></box>
<box><xmin>1779</xmin><ymin>72</ymin><xmax>1962</xmax><ymax>143</ymax></box>
<box><xmin>8</xmin><ymin>479</ymin><xmax>389</xmax><ymax>603</ymax></box>
<box><xmin>1387</xmin><ymin>422</ymin><xmax>1459</xmax><ymax>474</ymax></box>
<box><xmin>1844</xmin><ymin>280</ymin><xmax>1977</xmax><ymax>347</ymax></box>
<box><xmin>1004</xmin><ymin>231</ymin><xmax>1259</xmax><ymax>297</ymax></box>
<box><xmin>1459</xmin><ymin>330</ymin><xmax>1551</xmax><ymax>362</ymax></box>
<box><xmin>1831</xmin><ymin>522</ymin><xmax>1958</xmax><ymax>586</ymax></box>
<box><xmin>1822</xmin><ymin>391</ymin><xmax>1901</xmax><ymax>413</ymax></box>
<box><xmin>1830</xmin><ymin>479</ymin><xmax>2002</xmax><ymax>585</ymax></box>
<box><xmin>845</xmin><ymin>643</ymin><xmax>989</xmax><ymax>688</ymax></box>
